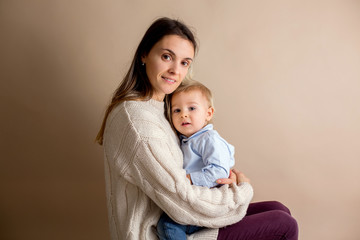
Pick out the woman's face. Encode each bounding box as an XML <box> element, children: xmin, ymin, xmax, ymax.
<box><xmin>142</xmin><ymin>35</ymin><xmax>195</xmax><ymax>101</ymax></box>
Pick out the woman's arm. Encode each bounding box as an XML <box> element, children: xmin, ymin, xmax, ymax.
<box><xmin>105</xmin><ymin>103</ymin><xmax>253</xmax><ymax>228</ymax></box>
<box><xmin>122</xmin><ymin>128</ymin><xmax>253</xmax><ymax>228</ymax></box>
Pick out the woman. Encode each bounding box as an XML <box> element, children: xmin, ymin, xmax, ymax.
<box><xmin>96</xmin><ymin>17</ymin><xmax>298</xmax><ymax>240</ymax></box>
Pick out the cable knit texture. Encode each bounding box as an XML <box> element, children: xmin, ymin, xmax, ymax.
<box><xmin>103</xmin><ymin>99</ymin><xmax>254</xmax><ymax>240</ymax></box>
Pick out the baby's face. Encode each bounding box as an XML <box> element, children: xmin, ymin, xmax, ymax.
<box><xmin>171</xmin><ymin>89</ymin><xmax>213</xmax><ymax>138</ymax></box>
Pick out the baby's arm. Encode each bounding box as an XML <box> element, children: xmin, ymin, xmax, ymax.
<box><xmin>189</xmin><ymin>132</ymin><xmax>234</xmax><ymax>188</ymax></box>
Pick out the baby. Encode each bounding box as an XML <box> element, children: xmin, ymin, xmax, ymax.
<box><xmin>157</xmin><ymin>80</ymin><xmax>235</xmax><ymax>239</ymax></box>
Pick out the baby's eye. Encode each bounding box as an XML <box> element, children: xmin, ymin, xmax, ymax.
<box><xmin>189</xmin><ymin>107</ymin><xmax>196</xmax><ymax>111</ymax></box>
<box><xmin>173</xmin><ymin>109</ymin><xmax>180</xmax><ymax>113</ymax></box>
<box><xmin>162</xmin><ymin>54</ymin><xmax>172</xmax><ymax>61</ymax></box>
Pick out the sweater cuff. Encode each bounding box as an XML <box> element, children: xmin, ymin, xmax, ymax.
<box><xmin>235</xmin><ymin>182</ymin><xmax>254</xmax><ymax>202</ymax></box>
<box><xmin>187</xmin><ymin>228</ymin><xmax>219</xmax><ymax>240</ymax></box>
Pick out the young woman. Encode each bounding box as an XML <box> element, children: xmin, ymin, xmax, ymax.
<box><xmin>96</xmin><ymin>17</ymin><xmax>298</xmax><ymax>240</ymax></box>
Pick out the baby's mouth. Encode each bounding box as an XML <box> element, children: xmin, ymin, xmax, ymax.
<box><xmin>182</xmin><ymin>122</ymin><xmax>190</xmax><ymax>126</ymax></box>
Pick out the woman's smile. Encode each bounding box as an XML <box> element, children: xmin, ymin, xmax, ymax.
<box><xmin>161</xmin><ymin>75</ymin><xmax>176</xmax><ymax>84</ymax></box>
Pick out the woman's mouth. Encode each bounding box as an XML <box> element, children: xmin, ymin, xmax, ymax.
<box><xmin>162</xmin><ymin>76</ymin><xmax>176</xmax><ymax>83</ymax></box>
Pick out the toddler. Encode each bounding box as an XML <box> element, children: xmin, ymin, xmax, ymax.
<box><xmin>157</xmin><ymin>80</ymin><xmax>235</xmax><ymax>240</ymax></box>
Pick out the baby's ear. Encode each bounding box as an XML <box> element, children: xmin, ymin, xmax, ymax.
<box><xmin>206</xmin><ymin>107</ymin><xmax>214</xmax><ymax>121</ymax></box>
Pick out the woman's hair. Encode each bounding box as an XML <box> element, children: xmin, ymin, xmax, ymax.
<box><xmin>96</xmin><ymin>17</ymin><xmax>197</xmax><ymax>145</ymax></box>
<box><xmin>164</xmin><ymin>79</ymin><xmax>214</xmax><ymax>130</ymax></box>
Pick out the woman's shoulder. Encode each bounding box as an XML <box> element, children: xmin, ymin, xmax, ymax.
<box><xmin>109</xmin><ymin>100</ymin><xmax>162</xmax><ymax>120</ymax></box>
<box><xmin>108</xmin><ymin>100</ymin><xmax>172</xmax><ymax>139</ymax></box>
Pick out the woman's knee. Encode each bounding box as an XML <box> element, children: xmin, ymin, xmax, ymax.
<box><xmin>247</xmin><ymin>201</ymin><xmax>292</xmax><ymax>216</ymax></box>
<box><xmin>267</xmin><ymin>201</ymin><xmax>291</xmax><ymax>215</ymax></box>
<box><xmin>218</xmin><ymin>210</ymin><xmax>298</xmax><ymax>240</ymax></box>
<box><xmin>273</xmin><ymin>210</ymin><xmax>298</xmax><ymax>239</ymax></box>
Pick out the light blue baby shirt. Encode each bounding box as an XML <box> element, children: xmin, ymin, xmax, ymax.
<box><xmin>180</xmin><ymin>124</ymin><xmax>235</xmax><ymax>188</ymax></box>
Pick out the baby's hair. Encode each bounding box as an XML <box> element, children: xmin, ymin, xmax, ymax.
<box><xmin>165</xmin><ymin>79</ymin><xmax>214</xmax><ymax>130</ymax></box>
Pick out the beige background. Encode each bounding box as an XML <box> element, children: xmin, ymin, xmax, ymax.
<box><xmin>1</xmin><ymin>0</ymin><xmax>359</xmax><ymax>239</ymax></box>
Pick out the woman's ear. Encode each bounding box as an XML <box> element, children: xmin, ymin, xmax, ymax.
<box><xmin>141</xmin><ymin>55</ymin><xmax>146</xmax><ymax>64</ymax></box>
<box><xmin>206</xmin><ymin>107</ymin><xmax>214</xmax><ymax>122</ymax></box>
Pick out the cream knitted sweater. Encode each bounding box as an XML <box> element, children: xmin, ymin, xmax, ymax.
<box><xmin>103</xmin><ymin>99</ymin><xmax>254</xmax><ymax>240</ymax></box>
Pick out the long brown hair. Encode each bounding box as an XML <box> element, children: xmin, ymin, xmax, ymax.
<box><xmin>96</xmin><ymin>17</ymin><xmax>197</xmax><ymax>145</ymax></box>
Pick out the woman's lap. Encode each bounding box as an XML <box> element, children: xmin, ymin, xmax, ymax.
<box><xmin>246</xmin><ymin>201</ymin><xmax>291</xmax><ymax>216</ymax></box>
<box><xmin>218</xmin><ymin>201</ymin><xmax>298</xmax><ymax>240</ymax></box>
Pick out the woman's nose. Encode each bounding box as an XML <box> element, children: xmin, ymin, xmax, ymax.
<box><xmin>169</xmin><ymin>62</ymin><xmax>180</xmax><ymax>75</ymax></box>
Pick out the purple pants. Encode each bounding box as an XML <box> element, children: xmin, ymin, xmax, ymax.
<box><xmin>218</xmin><ymin>201</ymin><xmax>298</xmax><ymax>240</ymax></box>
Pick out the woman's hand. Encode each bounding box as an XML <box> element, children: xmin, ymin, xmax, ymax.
<box><xmin>186</xmin><ymin>174</ymin><xmax>192</xmax><ymax>184</ymax></box>
<box><xmin>216</xmin><ymin>169</ymin><xmax>250</xmax><ymax>185</ymax></box>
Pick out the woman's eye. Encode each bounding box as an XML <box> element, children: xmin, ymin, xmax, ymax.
<box><xmin>162</xmin><ymin>54</ymin><xmax>171</xmax><ymax>61</ymax></box>
<box><xmin>182</xmin><ymin>61</ymin><xmax>189</xmax><ymax>67</ymax></box>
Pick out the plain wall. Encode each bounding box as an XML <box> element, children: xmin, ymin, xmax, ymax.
<box><xmin>1</xmin><ymin>0</ymin><xmax>359</xmax><ymax>239</ymax></box>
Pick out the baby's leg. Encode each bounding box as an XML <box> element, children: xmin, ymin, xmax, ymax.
<box><xmin>157</xmin><ymin>213</ymin><xmax>187</xmax><ymax>240</ymax></box>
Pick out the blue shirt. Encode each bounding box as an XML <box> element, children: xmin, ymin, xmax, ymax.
<box><xmin>180</xmin><ymin>124</ymin><xmax>235</xmax><ymax>188</ymax></box>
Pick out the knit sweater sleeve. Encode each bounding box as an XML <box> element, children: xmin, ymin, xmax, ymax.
<box><xmin>106</xmin><ymin>102</ymin><xmax>253</xmax><ymax>228</ymax></box>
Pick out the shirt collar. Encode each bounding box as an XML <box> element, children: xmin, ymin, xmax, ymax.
<box><xmin>180</xmin><ymin>124</ymin><xmax>213</xmax><ymax>142</ymax></box>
